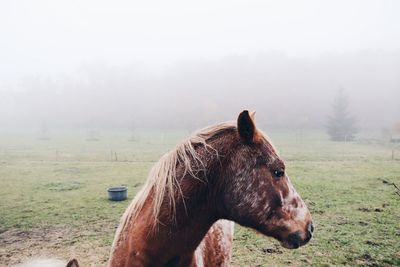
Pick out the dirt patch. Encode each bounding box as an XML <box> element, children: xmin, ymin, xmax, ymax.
<box><xmin>358</xmin><ymin>221</ymin><xmax>369</xmax><ymax>226</ymax></box>
<box><xmin>0</xmin><ymin>223</ymin><xmax>114</xmax><ymax>267</ymax></box>
<box><xmin>261</xmin><ymin>243</ymin><xmax>283</xmax><ymax>254</ymax></box>
<box><xmin>42</xmin><ymin>181</ymin><xmax>82</xmax><ymax>191</ymax></box>
<box><xmin>357</xmin><ymin>207</ymin><xmax>384</xmax><ymax>213</ymax></box>
<box><xmin>357</xmin><ymin>253</ymin><xmax>379</xmax><ymax>267</ymax></box>
<box><xmin>358</xmin><ymin>207</ymin><xmax>372</xmax><ymax>212</ymax></box>
<box><xmin>261</xmin><ymin>247</ymin><xmax>283</xmax><ymax>254</ymax></box>
<box><xmin>365</xmin><ymin>240</ymin><xmax>380</xmax><ymax>247</ymax></box>
<box><xmin>336</xmin><ymin>216</ymin><xmax>352</xmax><ymax>225</ymax></box>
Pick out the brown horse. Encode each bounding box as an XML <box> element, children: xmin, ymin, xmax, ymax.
<box><xmin>108</xmin><ymin>110</ymin><xmax>313</xmax><ymax>266</ymax></box>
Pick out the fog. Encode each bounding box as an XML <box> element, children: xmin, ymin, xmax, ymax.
<box><xmin>1</xmin><ymin>0</ymin><xmax>399</xmax><ymax>133</ymax></box>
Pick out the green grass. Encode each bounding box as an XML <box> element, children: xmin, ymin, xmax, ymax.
<box><xmin>0</xmin><ymin>130</ymin><xmax>399</xmax><ymax>266</ymax></box>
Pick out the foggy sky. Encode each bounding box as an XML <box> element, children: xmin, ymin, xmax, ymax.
<box><xmin>0</xmin><ymin>1</ymin><xmax>399</xmax><ymax>131</ymax></box>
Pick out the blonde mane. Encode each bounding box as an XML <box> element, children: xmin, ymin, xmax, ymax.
<box><xmin>115</xmin><ymin>122</ymin><xmax>236</xmax><ymax>237</ymax></box>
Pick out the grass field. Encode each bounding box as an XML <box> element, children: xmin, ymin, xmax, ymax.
<box><xmin>0</xmin><ymin>130</ymin><xmax>399</xmax><ymax>266</ymax></box>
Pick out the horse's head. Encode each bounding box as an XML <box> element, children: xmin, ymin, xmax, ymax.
<box><xmin>220</xmin><ymin>110</ymin><xmax>313</xmax><ymax>249</ymax></box>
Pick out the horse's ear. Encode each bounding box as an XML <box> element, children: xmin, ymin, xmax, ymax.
<box><xmin>237</xmin><ymin>110</ymin><xmax>256</xmax><ymax>144</ymax></box>
<box><xmin>249</xmin><ymin>110</ymin><xmax>256</xmax><ymax>122</ymax></box>
<box><xmin>66</xmin><ymin>259</ymin><xmax>79</xmax><ymax>267</ymax></box>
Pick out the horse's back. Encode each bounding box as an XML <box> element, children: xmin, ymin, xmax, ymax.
<box><xmin>194</xmin><ymin>219</ymin><xmax>234</xmax><ymax>267</ymax></box>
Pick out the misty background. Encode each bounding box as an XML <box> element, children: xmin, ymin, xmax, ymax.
<box><xmin>1</xmin><ymin>0</ymin><xmax>399</xmax><ymax>134</ymax></box>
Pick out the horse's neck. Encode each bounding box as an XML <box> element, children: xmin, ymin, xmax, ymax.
<box><xmin>109</xmin><ymin>193</ymin><xmax>217</xmax><ymax>266</ymax></box>
<box><xmin>109</xmin><ymin>133</ymin><xmax>236</xmax><ymax>266</ymax></box>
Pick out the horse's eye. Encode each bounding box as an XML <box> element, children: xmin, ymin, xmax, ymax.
<box><xmin>273</xmin><ymin>170</ymin><xmax>285</xmax><ymax>178</ymax></box>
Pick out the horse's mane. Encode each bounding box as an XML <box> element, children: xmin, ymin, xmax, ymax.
<box><xmin>116</xmin><ymin>121</ymin><xmax>237</xmax><ymax>236</ymax></box>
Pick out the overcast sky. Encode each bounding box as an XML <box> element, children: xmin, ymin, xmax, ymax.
<box><xmin>0</xmin><ymin>1</ymin><xmax>399</xmax><ymax>131</ymax></box>
<box><xmin>1</xmin><ymin>0</ymin><xmax>399</xmax><ymax>81</ymax></box>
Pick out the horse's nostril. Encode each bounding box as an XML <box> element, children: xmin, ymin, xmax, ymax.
<box><xmin>304</xmin><ymin>231</ymin><xmax>312</xmax><ymax>243</ymax></box>
<box><xmin>307</xmin><ymin>221</ymin><xmax>314</xmax><ymax>234</ymax></box>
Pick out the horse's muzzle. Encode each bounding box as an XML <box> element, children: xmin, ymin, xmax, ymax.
<box><xmin>282</xmin><ymin>221</ymin><xmax>314</xmax><ymax>249</ymax></box>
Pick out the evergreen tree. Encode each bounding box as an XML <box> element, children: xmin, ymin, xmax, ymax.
<box><xmin>327</xmin><ymin>90</ymin><xmax>357</xmax><ymax>141</ymax></box>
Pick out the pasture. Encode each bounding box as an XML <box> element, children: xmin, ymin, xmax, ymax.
<box><xmin>0</xmin><ymin>130</ymin><xmax>399</xmax><ymax>266</ymax></box>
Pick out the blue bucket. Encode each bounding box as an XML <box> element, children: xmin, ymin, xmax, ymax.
<box><xmin>107</xmin><ymin>186</ymin><xmax>128</xmax><ymax>201</ymax></box>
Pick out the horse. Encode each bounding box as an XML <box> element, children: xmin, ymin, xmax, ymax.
<box><xmin>107</xmin><ymin>110</ymin><xmax>314</xmax><ymax>266</ymax></box>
